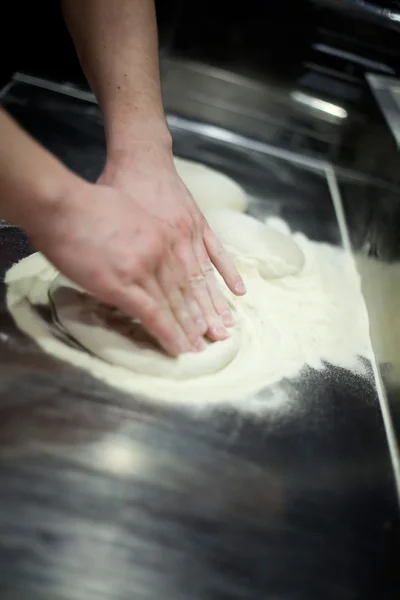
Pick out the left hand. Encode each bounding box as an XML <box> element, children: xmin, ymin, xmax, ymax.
<box><xmin>98</xmin><ymin>147</ymin><xmax>247</xmax><ymax>343</ymax></box>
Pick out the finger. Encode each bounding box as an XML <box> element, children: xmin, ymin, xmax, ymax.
<box><xmin>203</xmin><ymin>225</ymin><xmax>247</xmax><ymax>296</ymax></box>
<box><xmin>195</xmin><ymin>240</ymin><xmax>235</xmax><ymax>328</ymax></box>
<box><xmin>157</xmin><ymin>260</ymin><xmax>207</xmax><ymax>351</ymax></box>
<box><xmin>110</xmin><ymin>279</ymin><xmax>190</xmax><ymax>357</ymax></box>
<box><xmin>143</xmin><ymin>276</ymin><xmax>197</xmax><ymax>353</ymax></box>
<box><xmin>200</xmin><ymin>256</ymin><xmax>235</xmax><ymax>328</ymax></box>
<box><xmin>179</xmin><ymin>242</ymin><xmax>229</xmax><ymax>342</ymax></box>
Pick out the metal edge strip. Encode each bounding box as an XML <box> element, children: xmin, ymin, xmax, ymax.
<box><xmin>13</xmin><ymin>72</ymin><xmax>98</xmax><ymax>104</ymax></box>
<box><xmin>366</xmin><ymin>73</ymin><xmax>400</xmax><ymax>149</ymax></box>
<box><xmin>0</xmin><ymin>79</ymin><xmax>15</xmax><ymax>101</ymax></box>
<box><xmin>8</xmin><ymin>73</ymin><xmax>400</xmax><ymax>193</ymax></box>
<box><xmin>326</xmin><ymin>164</ymin><xmax>400</xmax><ymax>506</ymax></box>
<box><xmin>167</xmin><ymin>114</ymin><xmax>327</xmax><ymax>172</ymax></box>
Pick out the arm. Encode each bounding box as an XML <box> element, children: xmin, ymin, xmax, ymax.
<box><xmin>0</xmin><ymin>108</ymin><xmax>79</xmax><ymax>231</ymax></box>
<box><xmin>0</xmin><ymin>2</ymin><xmax>244</xmax><ymax>355</ymax></box>
<box><xmin>61</xmin><ymin>0</ymin><xmax>171</xmax><ymax>168</ymax></box>
<box><xmin>61</xmin><ymin>0</ymin><xmax>246</xmax><ymax>343</ymax></box>
<box><xmin>0</xmin><ymin>108</ymin><xmax>202</xmax><ymax>355</ymax></box>
<box><xmin>63</xmin><ymin>0</ymin><xmax>245</xmax><ymax>340</ymax></box>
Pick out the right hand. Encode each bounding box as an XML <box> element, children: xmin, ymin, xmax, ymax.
<box><xmin>27</xmin><ymin>179</ymin><xmax>243</xmax><ymax>357</ymax></box>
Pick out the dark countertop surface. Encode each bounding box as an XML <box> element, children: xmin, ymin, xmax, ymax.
<box><xmin>0</xmin><ymin>75</ymin><xmax>400</xmax><ymax>599</ymax></box>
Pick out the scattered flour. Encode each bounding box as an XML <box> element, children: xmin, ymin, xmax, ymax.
<box><xmin>4</xmin><ymin>216</ymin><xmax>372</xmax><ymax>407</ymax></box>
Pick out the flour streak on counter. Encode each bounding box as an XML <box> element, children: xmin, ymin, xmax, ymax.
<box><xmin>4</xmin><ymin>159</ymin><xmax>372</xmax><ymax>409</ymax></box>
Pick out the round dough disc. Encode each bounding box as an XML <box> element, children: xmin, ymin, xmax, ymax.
<box><xmin>174</xmin><ymin>156</ymin><xmax>248</xmax><ymax>214</ymax></box>
<box><xmin>206</xmin><ymin>209</ymin><xmax>305</xmax><ymax>279</ymax></box>
<box><xmin>50</xmin><ymin>276</ymin><xmax>242</xmax><ymax>380</ymax></box>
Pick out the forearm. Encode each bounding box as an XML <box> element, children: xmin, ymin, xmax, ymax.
<box><xmin>0</xmin><ymin>108</ymin><xmax>80</xmax><ymax>233</ymax></box>
<box><xmin>62</xmin><ymin>0</ymin><xmax>172</xmax><ymax>165</ymax></box>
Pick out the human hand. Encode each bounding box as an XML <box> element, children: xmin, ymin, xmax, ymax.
<box><xmin>27</xmin><ymin>172</ymin><xmax>245</xmax><ymax>357</ymax></box>
<box><xmin>98</xmin><ymin>150</ymin><xmax>247</xmax><ymax>344</ymax></box>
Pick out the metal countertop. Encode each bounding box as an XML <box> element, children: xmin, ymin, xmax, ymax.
<box><xmin>0</xmin><ymin>74</ymin><xmax>399</xmax><ymax>600</ymax></box>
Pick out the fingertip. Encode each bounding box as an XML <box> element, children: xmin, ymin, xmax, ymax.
<box><xmin>207</xmin><ymin>322</ymin><xmax>229</xmax><ymax>341</ymax></box>
<box><xmin>221</xmin><ymin>309</ymin><xmax>235</xmax><ymax>327</ymax></box>
<box><xmin>234</xmin><ymin>279</ymin><xmax>247</xmax><ymax>295</ymax></box>
<box><xmin>195</xmin><ymin>316</ymin><xmax>208</xmax><ymax>335</ymax></box>
<box><xmin>192</xmin><ymin>337</ymin><xmax>207</xmax><ymax>352</ymax></box>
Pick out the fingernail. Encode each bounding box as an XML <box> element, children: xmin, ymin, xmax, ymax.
<box><xmin>221</xmin><ymin>310</ymin><xmax>234</xmax><ymax>326</ymax></box>
<box><xmin>214</xmin><ymin>325</ymin><xmax>228</xmax><ymax>339</ymax></box>
<box><xmin>235</xmin><ymin>280</ymin><xmax>247</xmax><ymax>294</ymax></box>
<box><xmin>195</xmin><ymin>317</ymin><xmax>207</xmax><ymax>334</ymax></box>
<box><xmin>193</xmin><ymin>337</ymin><xmax>207</xmax><ymax>352</ymax></box>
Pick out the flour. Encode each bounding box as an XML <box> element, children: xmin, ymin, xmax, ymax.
<box><xmin>4</xmin><ymin>216</ymin><xmax>372</xmax><ymax>407</ymax></box>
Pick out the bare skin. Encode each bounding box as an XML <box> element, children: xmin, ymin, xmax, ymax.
<box><xmin>0</xmin><ymin>0</ymin><xmax>246</xmax><ymax>356</ymax></box>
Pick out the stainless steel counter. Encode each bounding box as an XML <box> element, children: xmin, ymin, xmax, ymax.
<box><xmin>0</xmin><ymin>67</ymin><xmax>399</xmax><ymax>599</ymax></box>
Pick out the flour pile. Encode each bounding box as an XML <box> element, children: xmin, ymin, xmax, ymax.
<box><xmin>4</xmin><ymin>158</ymin><xmax>372</xmax><ymax>405</ymax></box>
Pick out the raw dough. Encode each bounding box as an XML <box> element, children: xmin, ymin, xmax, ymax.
<box><xmin>4</xmin><ymin>159</ymin><xmax>371</xmax><ymax>406</ymax></box>
<box><xmin>48</xmin><ymin>208</ymin><xmax>304</xmax><ymax>380</ymax></box>
<box><xmin>174</xmin><ymin>156</ymin><xmax>248</xmax><ymax>213</ymax></box>
<box><xmin>50</xmin><ymin>275</ymin><xmax>242</xmax><ymax>379</ymax></box>
<box><xmin>206</xmin><ymin>210</ymin><xmax>305</xmax><ymax>279</ymax></box>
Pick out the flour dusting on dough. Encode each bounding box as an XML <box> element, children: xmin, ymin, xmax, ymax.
<box><xmin>5</xmin><ymin>216</ymin><xmax>372</xmax><ymax>406</ymax></box>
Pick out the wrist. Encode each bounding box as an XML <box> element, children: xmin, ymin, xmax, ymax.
<box><xmin>106</xmin><ymin>120</ymin><xmax>173</xmax><ymax>166</ymax></box>
<box><xmin>103</xmin><ymin>131</ymin><xmax>175</xmax><ymax>182</ymax></box>
<box><xmin>14</xmin><ymin>167</ymin><xmax>85</xmax><ymax>239</ymax></box>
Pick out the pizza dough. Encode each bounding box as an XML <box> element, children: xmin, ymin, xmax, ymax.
<box><xmin>4</xmin><ymin>158</ymin><xmax>370</xmax><ymax>406</ymax></box>
<box><xmin>50</xmin><ymin>275</ymin><xmax>242</xmax><ymax>380</ymax></box>
<box><xmin>206</xmin><ymin>210</ymin><xmax>305</xmax><ymax>279</ymax></box>
<box><xmin>174</xmin><ymin>157</ymin><xmax>248</xmax><ymax>213</ymax></box>
<box><xmin>46</xmin><ymin>207</ymin><xmax>304</xmax><ymax>381</ymax></box>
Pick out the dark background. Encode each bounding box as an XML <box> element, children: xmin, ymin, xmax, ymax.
<box><xmin>2</xmin><ymin>0</ymin><xmax>400</xmax><ymax>101</ymax></box>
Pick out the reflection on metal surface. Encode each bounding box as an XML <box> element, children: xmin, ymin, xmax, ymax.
<box><xmin>390</xmin><ymin>87</ymin><xmax>400</xmax><ymax>112</ymax></box>
<box><xmin>367</xmin><ymin>73</ymin><xmax>400</xmax><ymax>148</ymax></box>
<box><xmin>313</xmin><ymin>43</ymin><xmax>395</xmax><ymax>75</ymax></box>
<box><xmin>356</xmin><ymin>0</ymin><xmax>400</xmax><ymax>25</ymax></box>
<box><xmin>13</xmin><ymin>72</ymin><xmax>97</xmax><ymax>104</ymax></box>
<box><xmin>315</xmin><ymin>0</ymin><xmax>400</xmax><ymax>31</ymax></box>
<box><xmin>89</xmin><ymin>436</ymin><xmax>148</xmax><ymax>476</ymax></box>
<box><xmin>291</xmin><ymin>91</ymin><xmax>348</xmax><ymax>119</ymax></box>
<box><xmin>167</xmin><ymin>114</ymin><xmax>327</xmax><ymax>172</ymax></box>
<box><xmin>0</xmin><ymin>80</ymin><xmax>14</xmax><ymax>101</ymax></box>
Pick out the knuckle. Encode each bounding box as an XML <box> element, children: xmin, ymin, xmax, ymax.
<box><xmin>189</xmin><ymin>274</ymin><xmax>205</xmax><ymax>288</ymax></box>
<box><xmin>202</xmin><ymin>262</ymin><xmax>215</xmax><ymax>277</ymax></box>
<box><xmin>171</xmin><ymin>243</ymin><xmax>188</xmax><ymax>272</ymax></box>
<box><xmin>114</xmin><ymin>259</ymin><xmax>137</xmax><ymax>284</ymax></box>
<box><xmin>143</xmin><ymin>233</ymin><xmax>162</xmax><ymax>261</ymax></box>
<box><xmin>192</xmin><ymin>210</ymin><xmax>205</xmax><ymax>230</ymax></box>
<box><xmin>172</xmin><ymin>213</ymin><xmax>197</xmax><ymax>241</ymax></box>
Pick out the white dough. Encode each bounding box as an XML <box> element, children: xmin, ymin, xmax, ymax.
<box><xmin>48</xmin><ymin>208</ymin><xmax>304</xmax><ymax>380</ymax></box>
<box><xmin>205</xmin><ymin>210</ymin><xmax>305</xmax><ymax>279</ymax></box>
<box><xmin>4</xmin><ymin>159</ymin><xmax>371</xmax><ymax>407</ymax></box>
<box><xmin>174</xmin><ymin>156</ymin><xmax>248</xmax><ymax>213</ymax></box>
<box><xmin>50</xmin><ymin>275</ymin><xmax>241</xmax><ymax>380</ymax></box>
<box><xmin>5</xmin><ymin>220</ymin><xmax>371</xmax><ymax>407</ymax></box>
